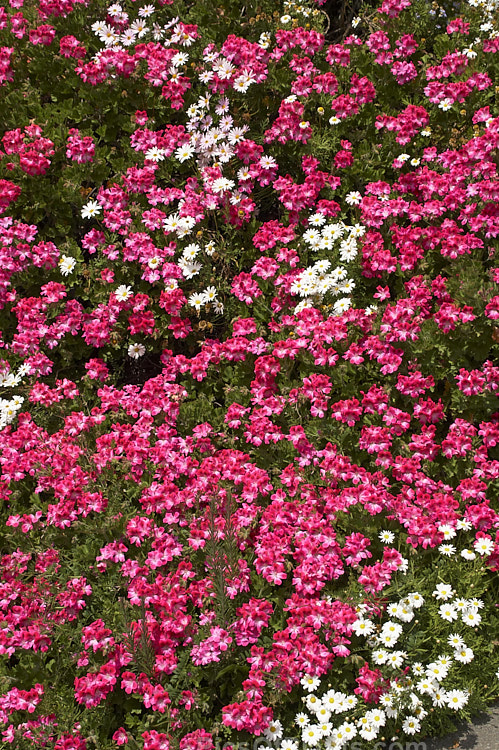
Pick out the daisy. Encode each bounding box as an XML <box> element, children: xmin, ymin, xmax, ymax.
<box><xmin>372</xmin><ymin>648</ymin><xmax>388</xmax><ymax>665</ymax></box>
<box><xmin>211</xmin><ymin>177</ymin><xmax>235</xmax><ymax>194</ymax></box>
<box><xmin>309</xmin><ymin>212</ymin><xmax>326</xmax><ymax>227</ymax></box>
<box><xmin>115</xmin><ymin>285</ymin><xmax>133</xmax><ymax>302</ymax></box>
<box><xmin>145</xmin><ymin>146</ymin><xmax>165</xmax><ymax>162</ymax></box>
<box><xmin>402</xmin><ymin>716</ymin><xmax>421</xmax><ymax>735</ymax></box>
<box><xmin>301</xmin><ymin>676</ymin><xmax>320</xmax><ymax>692</ymax></box>
<box><xmin>163</xmin><ymin>213</ymin><xmax>182</xmax><ymax>234</ymax></box>
<box><xmin>121</xmin><ymin>29</ymin><xmax>137</xmax><ymax>46</ymax></box>
<box><xmin>462</xmin><ymin>609</ymin><xmax>481</xmax><ymax>627</ymax></box>
<box><xmin>295</xmin><ymin>713</ymin><xmax>309</xmax><ymax>729</ymax></box>
<box><xmin>473</xmin><ymin>537</ymin><xmax>494</xmax><ymax>556</ymax></box>
<box><xmin>447</xmin><ymin>690</ymin><xmax>468</xmax><ymax>710</ymax></box>
<box><xmin>263</xmin><ymin>721</ymin><xmax>283</xmax><ymax>742</ymax></box>
<box><xmin>201</xmin><ymin>286</ymin><xmax>218</xmax><ymax>303</ymax></box>
<box><xmin>188</xmin><ymin>292</ymin><xmax>205</xmax><ymax>311</ymax></box>
<box><xmin>138</xmin><ymin>4</ymin><xmax>155</xmax><ymax>17</ymax></box>
<box><xmin>352</xmin><ymin>619</ymin><xmax>375</xmax><ymax>637</ymax></box>
<box><xmin>302</xmin><ymin>725</ymin><xmax>321</xmax><ymax>746</ymax></box>
<box><xmin>130</xmin><ymin>19</ymin><xmax>149</xmax><ymax>37</ymax></box>
<box><xmin>128</xmin><ymin>343</ymin><xmax>145</xmax><ymax>359</ymax></box>
<box><xmin>345</xmin><ymin>191</ymin><xmax>362</xmax><ymax>205</ymax></box>
<box><xmin>468</xmin><ymin>598</ymin><xmax>484</xmax><ymax>609</ymax></box>
<box><xmin>180</xmin><ymin>261</ymin><xmax>202</xmax><ymax>280</ymax></box>
<box><xmin>333</xmin><ymin>297</ymin><xmax>352</xmax><ymax>315</ymax></box>
<box><xmin>454</xmin><ymin>647</ymin><xmax>474</xmax><ymax>664</ymax></box>
<box><xmin>433</xmin><ymin>582</ymin><xmax>454</xmax><ymax>601</ymax></box>
<box><xmin>461</xmin><ymin>549</ymin><xmax>476</xmax><ymax>560</ymax></box>
<box><xmin>438</xmin><ymin>98</ymin><xmax>453</xmax><ymax>111</ymax></box>
<box><xmin>81</xmin><ymin>200</ymin><xmax>102</xmax><ymax>219</ymax></box>
<box><xmin>438</xmin><ymin>524</ymin><xmax>457</xmax><ymax>539</ymax></box>
<box><xmin>305</xmin><ymin>694</ymin><xmax>320</xmax><ymax>712</ymax></box>
<box><xmin>439</xmin><ymin>543</ymin><xmax>456</xmax><ymax>557</ymax></box>
<box><xmin>58</xmin><ymin>255</ymin><xmax>76</xmax><ymax>276</ymax></box>
<box><xmin>447</xmin><ymin>633</ymin><xmax>465</xmax><ymax>649</ymax></box>
<box><xmin>387</xmin><ymin>651</ymin><xmax>406</xmax><ymax>669</ymax></box>
<box><xmin>433</xmin><ymin>689</ymin><xmax>448</xmax><ymax>707</ymax></box>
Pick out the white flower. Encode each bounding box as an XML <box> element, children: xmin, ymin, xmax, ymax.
<box><xmin>433</xmin><ymin>582</ymin><xmax>455</xmax><ymax>600</ymax></box>
<box><xmin>352</xmin><ymin>16</ymin><xmax>361</xmax><ymax>27</ymax></box>
<box><xmin>456</xmin><ymin>518</ymin><xmax>473</xmax><ymax>531</ymax></box>
<box><xmin>365</xmin><ymin>709</ymin><xmax>386</xmax><ymax>728</ymax></box>
<box><xmin>402</xmin><ymin>716</ymin><xmax>421</xmax><ymax>735</ymax></box>
<box><xmin>280</xmin><ymin>14</ymin><xmax>292</xmax><ymax>23</ymax></box>
<box><xmin>447</xmin><ymin>690</ymin><xmax>468</xmax><ymax>710</ymax></box>
<box><xmin>352</xmin><ymin>619</ymin><xmax>375</xmax><ymax>637</ymax></box>
<box><xmin>263</xmin><ymin>720</ymin><xmax>282</xmax><ymax>742</ymax></box>
<box><xmin>420</xmin><ymin>128</ymin><xmax>432</xmax><ymax>137</ymax></box>
<box><xmin>295</xmin><ymin>712</ymin><xmax>310</xmax><ymax>728</ymax></box>
<box><xmin>81</xmin><ymin>200</ymin><xmax>102</xmax><ymax>219</ymax></box>
<box><xmin>138</xmin><ymin>4</ymin><xmax>155</xmax><ymax>18</ymax></box>
<box><xmin>259</xmin><ymin>155</ymin><xmax>278</xmax><ymax>170</ymax></box>
<box><xmin>462</xmin><ymin>609</ymin><xmax>481</xmax><ymax>627</ymax></box>
<box><xmin>333</xmin><ymin>297</ymin><xmax>352</xmax><ymax>315</ymax></box>
<box><xmin>280</xmin><ymin>741</ymin><xmax>298</xmax><ymax>750</ymax></box>
<box><xmin>115</xmin><ymin>285</ymin><xmax>133</xmax><ymax>302</ymax></box>
<box><xmin>417</xmin><ymin>678</ymin><xmax>437</xmax><ymax>695</ymax></box>
<box><xmin>188</xmin><ymin>293</ymin><xmax>205</xmax><ymax>310</ymax></box>
<box><xmin>432</xmin><ymin>688</ymin><xmax>448</xmax><ymax>707</ymax></box>
<box><xmin>454</xmin><ymin>647</ymin><xmax>474</xmax><ymax>664</ymax></box>
<box><xmin>175</xmin><ymin>144</ymin><xmax>194</xmax><ymax>163</ymax></box>
<box><xmin>426</xmin><ymin>662</ymin><xmax>450</xmax><ymax>681</ymax></box>
<box><xmin>439</xmin><ymin>524</ymin><xmax>457</xmax><ymax>539</ymax></box>
<box><xmin>302</xmin><ymin>725</ymin><xmax>321</xmax><ymax>746</ymax></box>
<box><xmin>211</xmin><ymin>177</ymin><xmax>235</xmax><ymax>194</ymax></box>
<box><xmin>438</xmin><ymin>98</ymin><xmax>453</xmax><ymax>111</ymax></box>
<box><xmin>305</xmin><ymin>694</ymin><xmax>320</xmax><ymax>712</ymax></box>
<box><xmin>448</xmin><ymin>633</ymin><xmax>465</xmax><ymax>649</ymax></box>
<box><xmin>468</xmin><ymin>598</ymin><xmax>484</xmax><ymax>609</ymax></box>
<box><xmin>379</xmin><ymin>530</ymin><xmax>395</xmax><ymax>544</ymax></box>
<box><xmin>473</xmin><ymin>537</ymin><xmax>494</xmax><ymax>556</ymax></box>
<box><xmin>461</xmin><ymin>549</ymin><xmax>476</xmax><ymax>560</ymax></box>
<box><xmin>107</xmin><ymin>3</ymin><xmax>123</xmax><ymax>17</ymax></box>
<box><xmin>130</xmin><ymin>19</ymin><xmax>149</xmax><ymax>37</ymax></box>
<box><xmin>345</xmin><ymin>191</ymin><xmax>362</xmax><ymax>206</ymax></box>
<box><xmin>128</xmin><ymin>343</ymin><xmax>145</xmax><ymax>359</ymax></box>
<box><xmin>201</xmin><ymin>286</ymin><xmax>218</xmax><ymax>303</ymax></box>
<box><xmin>387</xmin><ymin>651</ymin><xmax>406</xmax><ymax>669</ymax></box>
<box><xmin>121</xmin><ymin>29</ymin><xmax>137</xmax><ymax>46</ymax></box>
<box><xmin>59</xmin><ymin>255</ymin><xmax>76</xmax><ymax>276</ymax></box>
<box><xmin>145</xmin><ymin>146</ymin><xmax>165</xmax><ymax>162</ymax></box>
<box><xmin>372</xmin><ymin>649</ymin><xmax>389</xmax><ymax>665</ymax></box>
<box><xmin>439</xmin><ymin>543</ymin><xmax>456</xmax><ymax>557</ymax></box>
<box><xmin>301</xmin><ymin>675</ymin><xmax>321</xmax><ymax>692</ymax></box>
<box><xmin>329</xmin><ymin>115</ymin><xmax>341</xmax><ymax>125</ymax></box>
<box><xmin>408</xmin><ymin>592</ymin><xmax>425</xmax><ymax>608</ymax></box>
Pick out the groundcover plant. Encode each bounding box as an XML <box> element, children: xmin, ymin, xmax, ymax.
<box><xmin>0</xmin><ymin>0</ymin><xmax>498</xmax><ymax>747</ymax></box>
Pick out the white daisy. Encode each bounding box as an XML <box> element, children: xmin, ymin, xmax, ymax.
<box><xmin>81</xmin><ymin>200</ymin><xmax>102</xmax><ymax>219</ymax></box>
<box><xmin>128</xmin><ymin>342</ymin><xmax>145</xmax><ymax>359</ymax></box>
<box><xmin>115</xmin><ymin>285</ymin><xmax>133</xmax><ymax>302</ymax></box>
<box><xmin>58</xmin><ymin>255</ymin><xmax>77</xmax><ymax>276</ymax></box>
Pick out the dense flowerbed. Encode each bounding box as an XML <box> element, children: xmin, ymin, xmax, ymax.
<box><xmin>0</xmin><ymin>0</ymin><xmax>498</xmax><ymax>747</ymax></box>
